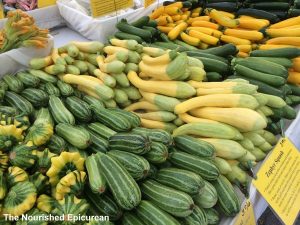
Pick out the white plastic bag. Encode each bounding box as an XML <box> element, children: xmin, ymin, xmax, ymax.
<box><xmin>0</xmin><ymin>35</ymin><xmax>54</xmax><ymax>76</ymax></box>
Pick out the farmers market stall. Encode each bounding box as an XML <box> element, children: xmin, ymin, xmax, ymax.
<box><xmin>0</xmin><ymin>1</ymin><xmax>300</xmax><ymax>225</ymax></box>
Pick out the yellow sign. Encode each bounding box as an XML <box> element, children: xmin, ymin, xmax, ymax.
<box><xmin>145</xmin><ymin>0</ymin><xmax>156</xmax><ymax>8</ymax></box>
<box><xmin>234</xmin><ymin>199</ymin><xmax>256</xmax><ymax>225</ymax></box>
<box><xmin>253</xmin><ymin>138</ymin><xmax>300</xmax><ymax>225</ymax></box>
<box><xmin>38</xmin><ymin>0</ymin><xmax>56</xmax><ymax>8</ymax></box>
<box><xmin>0</xmin><ymin>3</ymin><xmax>4</xmax><ymax>19</ymax></box>
<box><xmin>90</xmin><ymin>0</ymin><xmax>133</xmax><ymax>18</ymax></box>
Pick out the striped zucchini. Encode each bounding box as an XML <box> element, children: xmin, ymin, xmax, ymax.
<box><xmin>85</xmin><ymin>153</ymin><xmax>106</xmax><ymax>194</ymax></box>
<box><xmin>3</xmin><ymin>75</ymin><xmax>24</xmax><ymax>93</ymax></box>
<box><xmin>136</xmin><ymin>200</ymin><xmax>180</xmax><ymax>225</ymax></box>
<box><xmin>132</xmin><ymin>127</ymin><xmax>173</xmax><ymax>146</ymax></box>
<box><xmin>169</xmin><ymin>151</ymin><xmax>220</xmax><ymax>181</ymax></box>
<box><xmin>16</xmin><ymin>72</ymin><xmax>40</xmax><ymax>88</ymax></box>
<box><xmin>86</xmin><ymin>191</ymin><xmax>122</xmax><ymax>221</ymax></box>
<box><xmin>210</xmin><ymin>175</ymin><xmax>241</xmax><ymax>217</ymax></box>
<box><xmin>181</xmin><ymin>205</ymin><xmax>207</xmax><ymax>225</ymax></box>
<box><xmin>57</xmin><ymin>80</ymin><xmax>74</xmax><ymax>97</ymax></box>
<box><xmin>21</xmin><ymin>88</ymin><xmax>49</xmax><ymax>107</ymax></box>
<box><xmin>144</xmin><ymin>141</ymin><xmax>169</xmax><ymax>164</ymax></box>
<box><xmin>108</xmin><ymin>108</ymin><xmax>141</xmax><ymax>128</ymax></box>
<box><xmin>65</xmin><ymin>96</ymin><xmax>92</xmax><ymax>122</ymax></box>
<box><xmin>44</xmin><ymin>83</ymin><xmax>60</xmax><ymax>97</ymax></box>
<box><xmin>193</xmin><ymin>180</ymin><xmax>218</xmax><ymax>209</ymax></box>
<box><xmin>55</xmin><ymin>124</ymin><xmax>91</xmax><ymax>149</ymax></box>
<box><xmin>108</xmin><ymin>133</ymin><xmax>151</xmax><ymax>155</ymax></box>
<box><xmin>87</xmin><ymin>122</ymin><xmax>116</xmax><ymax>140</ymax></box>
<box><xmin>46</xmin><ymin>134</ymin><xmax>66</xmax><ymax>154</ymax></box>
<box><xmin>49</xmin><ymin>96</ymin><xmax>75</xmax><ymax>125</ymax></box>
<box><xmin>147</xmin><ymin>164</ymin><xmax>158</xmax><ymax>179</ymax></box>
<box><xmin>122</xmin><ymin>212</ymin><xmax>145</xmax><ymax>225</ymax></box>
<box><xmin>107</xmin><ymin>150</ymin><xmax>150</xmax><ymax>180</ymax></box>
<box><xmin>4</xmin><ymin>91</ymin><xmax>34</xmax><ymax>115</ymax></box>
<box><xmin>88</xmin><ymin>130</ymin><xmax>109</xmax><ymax>153</ymax></box>
<box><xmin>155</xmin><ymin>167</ymin><xmax>204</xmax><ymax>195</ymax></box>
<box><xmin>141</xmin><ymin>179</ymin><xmax>194</xmax><ymax>217</ymax></box>
<box><xmin>203</xmin><ymin>208</ymin><xmax>220</xmax><ymax>225</ymax></box>
<box><xmin>98</xmin><ymin>154</ymin><xmax>141</xmax><ymax>210</ymax></box>
<box><xmin>91</xmin><ymin>106</ymin><xmax>132</xmax><ymax>132</ymax></box>
<box><xmin>174</xmin><ymin>135</ymin><xmax>215</xmax><ymax>158</ymax></box>
<box><xmin>83</xmin><ymin>95</ymin><xmax>104</xmax><ymax>110</ymax></box>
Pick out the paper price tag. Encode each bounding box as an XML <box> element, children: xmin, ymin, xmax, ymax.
<box><xmin>253</xmin><ymin>138</ymin><xmax>300</xmax><ymax>225</ymax></box>
<box><xmin>38</xmin><ymin>0</ymin><xmax>56</xmax><ymax>8</ymax></box>
<box><xmin>145</xmin><ymin>0</ymin><xmax>156</xmax><ymax>8</ymax></box>
<box><xmin>0</xmin><ymin>3</ymin><xmax>4</xmax><ymax>19</ymax></box>
<box><xmin>90</xmin><ymin>0</ymin><xmax>133</xmax><ymax>18</ymax></box>
<box><xmin>234</xmin><ymin>199</ymin><xmax>256</xmax><ymax>225</ymax></box>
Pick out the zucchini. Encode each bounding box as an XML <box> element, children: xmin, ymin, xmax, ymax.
<box><xmin>88</xmin><ymin>130</ymin><xmax>109</xmax><ymax>153</ymax></box>
<box><xmin>144</xmin><ymin>141</ymin><xmax>169</xmax><ymax>164</ymax></box>
<box><xmin>132</xmin><ymin>127</ymin><xmax>173</xmax><ymax>146</ymax></box>
<box><xmin>91</xmin><ymin>106</ymin><xmax>131</xmax><ymax>132</ymax></box>
<box><xmin>131</xmin><ymin>16</ymin><xmax>150</xmax><ymax>28</ymax></box>
<box><xmin>210</xmin><ymin>175</ymin><xmax>241</xmax><ymax>217</ymax></box>
<box><xmin>116</xmin><ymin>19</ymin><xmax>152</xmax><ymax>41</ymax></box>
<box><xmin>44</xmin><ymin>83</ymin><xmax>60</xmax><ymax>97</ymax></box>
<box><xmin>174</xmin><ymin>40</ymin><xmax>199</xmax><ymax>51</ymax></box>
<box><xmin>108</xmin><ymin>108</ymin><xmax>141</xmax><ymax>128</ymax></box>
<box><xmin>108</xmin><ymin>133</ymin><xmax>151</xmax><ymax>155</ymax></box>
<box><xmin>288</xmin><ymin>95</ymin><xmax>300</xmax><ymax>105</ymax></box>
<box><xmin>236</xmin><ymin>8</ymin><xmax>279</xmax><ymax>23</ymax></box>
<box><xmin>3</xmin><ymin>75</ymin><xmax>24</xmax><ymax>93</ymax></box>
<box><xmin>122</xmin><ymin>212</ymin><xmax>145</xmax><ymax>225</ymax></box>
<box><xmin>4</xmin><ymin>91</ymin><xmax>33</xmax><ymax>115</ymax></box>
<box><xmin>234</xmin><ymin>64</ymin><xmax>286</xmax><ymax>87</ymax></box>
<box><xmin>55</xmin><ymin>124</ymin><xmax>91</xmax><ymax>149</ymax></box>
<box><xmin>156</xmin><ymin>167</ymin><xmax>205</xmax><ymax>195</ymax></box>
<box><xmin>21</xmin><ymin>88</ymin><xmax>49</xmax><ymax>107</ymax></box>
<box><xmin>29</xmin><ymin>69</ymin><xmax>57</xmax><ymax>83</ymax></box>
<box><xmin>65</xmin><ymin>96</ymin><xmax>92</xmax><ymax>122</ymax></box>
<box><xmin>46</xmin><ymin>134</ymin><xmax>66</xmax><ymax>154</ymax></box>
<box><xmin>85</xmin><ymin>154</ymin><xmax>106</xmax><ymax>194</ymax></box>
<box><xmin>98</xmin><ymin>153</ymin><xmax>141</xmax><ymax>210</ymax></box>
<box><xmin>250</xmin><ymin>48</ymin><xmax>300</xmax><ymax>58</ymax></box>
<box><xmin>82</xmin><ymin>95</ymin><xmax>104</xmax><ymax>110</ymax></box>
<box><xmin>147</xmin><ymin>20</ymin><xmax>158</xmax><ymax>28</ymax></box>
<box><xmin>174</xmin><ymin>135</ymin><xmax>215</xmax><ymax>158</ymax></box>
<box><xmin>203</xmin><ymin>208</ymin><xmax>220</xmax><ymax>225</ymax></box>
<box><xmin>87</xmin><ymin>122</ymin><xmax>116</xmax><ymax>140</ymax></box>
<box><xmin>57</xmin><ymin>80</ymin><xmax>74</xmax><ymax>97</ymax></box>
<box><xmin>251</xmin><ymin>57</ymin><xmax>292</xmax><ymax>68</ymax></box>
<box><xmin>86</xmin><ymin>192</ymin><xmax>122</xmax><ymax>221</ymax></box>
<box><xmin>195</xmin><ymin>57</ymin><xmax>229</xmax><ymax>74</ymax></box>
<box><xmin>114</xmin><ymin>32</ymin><xmax>143</xmax><ymax>44</ymax></box>
<box><xmin>49</xmin><ymin>96</ymin><xmax>75</xmax><ymax>125</ymax></box>
<box><xmin>153</xmin><ymin>42</ymin><xmax>188</xmax><ymax>52</ymax></box>
<box><xmin>282</xmin><ymin>105</ymin><xmax>297</xmax><ymax>120</ymax></box>
<box><xmin>181</xmin><ymin>205</ymin><xmax>207</xmax><ymax>225</ymax></box>
<box><xmin>169</xmin><ymin>151</ymin><xmax>220</xmax><ymax>181</ymax></box>
<box><xmin>107</xmin><ymin>150</ymin><xmax>150</xmax><ymax>180</ymax></box>
<box><xmin>141</xmin><ymin>179</ymin><xmax>195</xmax><ymax>217</ymax></box>
<box><xmin>206</xmin><ymin>72</ymin><xmax>222</xmax><ymax>81</ymax></box>
<box><xmin>136</xmin><ymin>200</ymin><xmax>180</xmax><ymax>225</ymax></box>
<box><xmin>16</xmin><ymin>72</ymin><xmax>40</xmax><ymax>88</ymax></box>
<box><xmin>187</xmin><ymin>51</ymin><xmax>228</xmax><ymax>64</ymax></box>
<box><xmin>287</xmin><ymin>84</ymin><xmax>300</xmax><ymax>96</ymax></box>
<box><xmin>201</xmin><ymin>44</ymin><xmax>238</xmax><ymax>57</ymax></box>
<box><xmin>250</xmin><ymin>2</ymin><xmax>289</xmax><ymax>10</ymax></box>
<box><xmin>206</xmin><ymin>2</ymin><xmax>238</xmax><ymax>12</ymax></box>
<box><xmin>193</xmin><ymin>180</ymin><xmax>218</xmax><ymax>209</ymax></box>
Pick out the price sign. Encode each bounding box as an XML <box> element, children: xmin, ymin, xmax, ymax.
<box><xmin>145</xmin><ymin>0</ymin><xmax>156</xmax><ymax>8</ymax></box>
<box><xmin>38</xmin><ymin>0</ymin><xmax>56</xmax><ymax>8</ymax></box>
<box><xmin>0</xmin><ymin>3</ymin><xmax>4</xmax><ymax>19</ymax></box>
<box><xmin>90</xmin><ymin>0</ymin><xmax>133</xmax><ymax>18</ymax></box>
<box><xmin>253</xmin><ymin>138</ymin><xmax>300</xmax><ymax>225</ymax></box>
<box><xmin>234</xmin><ymin>199</ymin><xmax>256</xmax><ymax>225</ymax></box>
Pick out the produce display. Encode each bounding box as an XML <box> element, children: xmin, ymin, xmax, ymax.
<box><xmin>0</xmin><ymin>1</ymin><xmax>300</xmax><ymax>225</ymax></box>
<box><xmin>3</xmin><ymin>0</ymin><xmax>37</xmax><ymax>11</ymax></box>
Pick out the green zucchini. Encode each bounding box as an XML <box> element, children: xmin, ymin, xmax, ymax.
<box><xmin>287</xmin><ymin>95</ymin><xmax>300</xmax><ymax>106</ymax></box>
<box><xmin>112</xmin><ymin>73</ymin><xmax>130</xmax><ymax>88</ymax></box>
<box><xmin>85</xmin><ymin>153</ymin><xmax>107</xmax><ymax>194</ymax></box>
<box><xmin>82</xmin><ymin>95</ymin><xmax>104</xmax><ymax>110</ymax></box>
<box><xmin>65</xmin><ymin>96</ymin><xmax>92</xmax><ymax>122</ymax></box>
<box><xmin>203</xmin><ymin>208</ymin><xmax>220</xmax><ymax>225</ymax></box>
<box><xmin>156</xmin><ymin>167</ymin><xmax>204</xmax><ymax>195</ymax></box>
<box><xmin>144</xmin><ymin>141</ymin><xmax>169</xmax><ymax>164</ymax></box>
<box><xmin>250</xmin><ymin>2</ymin><xmax>289</xmax><ymax>10</ymax></box>
<box><xmin>136</xmin><ymin>200</ymin><xmax>180</xmax><ymax>225</ymax></box>
<box><xmin>174</xmin><ymin>135</ymin><xmax>215</xmax><ymax>158</ymax></box>
<box><xmin>187</xmin><ymin>51</ymin><xmax>228</xmax><ymax>64</ymax></box>
<box><xmin>116</xmin><ymin>19</ymin><xmax>152</xmax><ymax>41</ymax></box>
<box><xmin>87</xmin><ymin>130</ymin><xmax>109</xmax><ymax>153</ymax></box>
<box><xmin>147</xmin><ymin>20</ymin><xmax>158</xmax><ymax>28</ymax></box>
<box><xmin>114</xmin><ymin>32</ymin><xmax>143</xmax><ymax>44</ymax></box>
<box><xmin>206</xmin><ymin>72</ymin><xmax>222</xmax><ymax>81</ymax></box>
<box><xmin>287</xmin><ymin>84</ymin><xmax>300</xmax><ymax>96</ymax></box>
<box><xmin>73</xmin><ymin>60</ymin><xmax>88</xmax><ymax>73</ymax></box>
<box><xmin>131</xmin><ymin>16</ymin><xmax>150</xmax><ymax>28</ymax></box>
<box><xmin>16</xmin><ymin>72</ymin><xmax>40</xmax><ymax>88</ymax></box>
<box><xmin>108</xmin><ymin>133</ymin><xmax>151</xmax><ymax>155</ymax></box>
<box><xmin>49</xmin><ymin>96</ymin><xmax>75</xmax><ymax>125</ymax></box>
<box><xmin>174</xmin><ymin>40</ymin><xmax>199</xmax><ymax>51</ymax></box>
<box><xmin>250</xmin><ymin>47</ymin><xmax>300</xmax><ymax>58</ymax></box>
<box><xmin>193</xmin><ymin>180</ymin><xmax>218</xmax><ymax>209</ymax></box>
<box><xmin>29</xmin><ymin>69</ymin><xmax>57</xmax><ymax>83</ymax></box>
<box><xmin>4</xmin><ymin>91</ymin><xmax>34</xmax><ymax>115</ymax></box>
<box><xmin>251</xmin><ymin>57</ymin><xmax>292</xmax><ymax>68</ymax></box>
<box><xmin>3</xmin><ymin>75</ymin><xmax>24</xmax><ymax>93</ymax></box>
<box><xmin>107</xmin><ymin>150</ymin><xmax>150</xmax><ymax>180</ymax></box>
<box><xmin>122</xmin><ymin>212</ymin><xmax>145</xmax><ymax>225</ymax></box>
<box><xmin>141</xmin><ymin>179</ymin><xmax>195</xmax><ymax>217</ymax></box>
<box><xmin>132</xmin><ymin>127</ymin><xmax>173</xmax><ymax>146</ymax></box>
<box><xmin>201</xmin><ymin>44</ymin><xmax>238</xmax><ymax>57</ymax></box>
<box><xmin>181</xmin><ymin>205</ymin><xmax>207</xmax><ymax>225</ymax></box>
<box><xmin>153</xmin><ymin>42</ymin><xmax>188</xmax><ymax>52</ymax></box>
<box><xmin>211</xmin><ymin>175</ymin><xmax>241</xmax><ymax>217</ymax></box>
<box><xmin>98</xmin><ymin>154</ymin><xmax>141</xmax><ymax>210</ymax></box>
<box><xmin>108</xmin><ymin>108</ymin><xmax>140</xmax><ymax>128</ymax></box>
<box><xmin>206</xmin><ymin>2</ymin><xmax>238</xmax><ymax>12</ymax></box>
<box><xmin>46</xmin><ymin>134</ymin><xmax>66</xmax><ymax>154</ymax></box>
<box><xmin>57</xmin><ymin>80</ymin><xmax>74</xmax><ymax>97</ymax></box>
<box><xmin>87</xmin><ymin>122</ymin><xmax>116</xmax><ymax>140</ymax></box>
<box><xmin>44</xmin><ymin>83</ymin><xmax>60</xmax><ymax>97</ymax></box>
<box><xmin>169</xmin><ymin>151</ymin><xmax>220</xmax><ymax>181</ymax></box>
<box><xmin>21</xmin><ymin>88</ymin><xmax>49</xmax><ymax>107</ymax></box>
<box><xmin>236</xmin><ymin>8</ymin><xmax>279</xmax><ymax>23</ymax></box>
<box><xmin>196</xmin><ymin>57</ymin><xmax>229</xmax><ymax>74</ymax></box>
<box><xmin>55</xmin><ymin>123</ymin><xmax>91</xmax><ymax>149</ymax></box>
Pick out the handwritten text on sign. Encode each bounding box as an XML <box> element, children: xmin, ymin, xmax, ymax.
<box><xmin>234</xmin><ymin>199</ymin><xmax>256</xmax><ymax>225</ymax></box>
<box><xmin>253</xmin><ymin>138</ymin><xmax>300</xmax><ymax>225</ymax></box>
<box><xmin>90</xmin><ymin>0</ymin><xmax>133</xmax><ymax>18</ymax></box>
